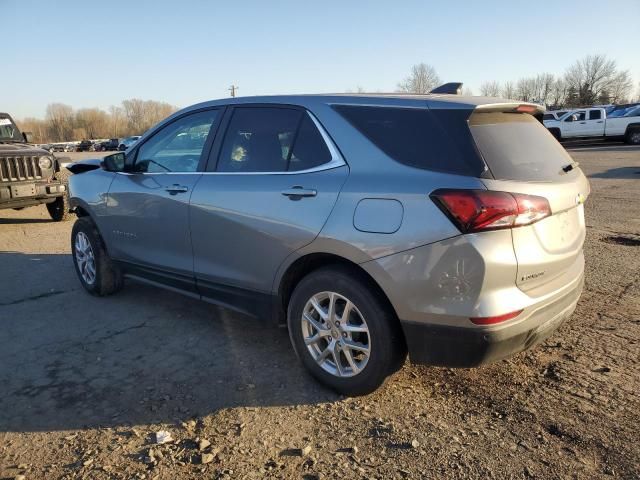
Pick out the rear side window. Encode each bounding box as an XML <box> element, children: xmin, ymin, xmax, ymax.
<box><xmin>589</xmin><ymin>110</ymin><xmax>602</xmax><ymax>120</ymax></box>
<box><xmin>216</xmin><ymin>107</ymin><xmax>332</xmax><ymax>172</ymax></box>
<box><xmin>332</xmin><ymin>105</ymin><xmax>485</xmax><ymax>176</ymax></box>
<box><xmin>543</xmin><ymin>114</ymin><xmax>555</xmax><ymax>120</ymax></box>
<box><xmin>469</xmin><ymin>112</ymin><xmax>575</xmax><ymax>181</ymax></box>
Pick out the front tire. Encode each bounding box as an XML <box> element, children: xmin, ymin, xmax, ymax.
<box><xmin>287</xmin><ymin>266</ymin><xmax>405</xmax><ymax>396</ymax></box>
<box><xmin>71</xmin><ymin>217</ymin><xmax>123</xmax><ymax>296</ymax></box>
<box><xmin>46</xmin><ymin>169</ymin><xmax>71</xmax><ymax>221</ymax></box>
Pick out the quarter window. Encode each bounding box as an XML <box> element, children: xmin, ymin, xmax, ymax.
<box><xmin>216</xmin><ymin>107</ymin><xmax>333</xmax><ymax>173</ymax></box>
<box><xmin>133</xmin><ymin>110</ymin><xmax>219</xmax><ymax>173</ymax></box>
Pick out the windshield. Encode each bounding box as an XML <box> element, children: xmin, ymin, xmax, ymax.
<box><xmin>0</xmin><ymin>115</ymin><xmax>22</xmax><ymax>141</ymax></box>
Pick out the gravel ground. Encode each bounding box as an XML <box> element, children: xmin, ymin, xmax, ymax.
<box><xmin>0</xmin><ymin>147</ymin><xmax>639</xmax><ymax>479</ymax></box>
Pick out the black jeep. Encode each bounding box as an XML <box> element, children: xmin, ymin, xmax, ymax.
<box><xmin>0</xmin><ymin>112</ymin><xmax>71</xmax><ymax>221</ymax></box>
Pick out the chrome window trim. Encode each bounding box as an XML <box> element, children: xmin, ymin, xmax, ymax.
<box><xmin>118</xmin><ymin>110</ymin><xmax>345</xmax><ymax>176</ymax></box>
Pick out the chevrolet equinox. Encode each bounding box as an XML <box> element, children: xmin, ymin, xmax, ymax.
<box><xmin>67</xmin><ymin>93</ymin><xmax>589</xmax><ymax>395</ymax></box>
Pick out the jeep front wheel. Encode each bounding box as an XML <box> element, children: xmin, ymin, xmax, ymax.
<box><xmin>46</xmin><ymin>169</ymin><xmax>71</xmax><ymax>221</ymax></box>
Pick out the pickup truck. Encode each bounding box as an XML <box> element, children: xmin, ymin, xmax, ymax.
<box><xmin>546</xmin><ymin>104</ymin><xmax>640</xmax><ymax>144</ymax></box>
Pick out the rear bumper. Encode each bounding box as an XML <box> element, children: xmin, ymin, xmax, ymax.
<box><xmin>401</xmin><ymin>273</ymin><xmax>584</xmax><ymax>367</ymax></box>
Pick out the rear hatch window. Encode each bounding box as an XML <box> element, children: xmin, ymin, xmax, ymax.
<box><xmin>332</xmin><ymin>105</ymin><xmax>486</xmax><ymax>177</ymax></box>
<box><xmin>469</xmin><ymin>112</ymin><xmax>575</xmax><ymax>182</ymax></box>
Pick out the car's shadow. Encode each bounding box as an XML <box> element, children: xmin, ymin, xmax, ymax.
<box><xmin>588</xmin><ymin>166</ymin><xmax>640</xmax><ymax>179</ymax></box>
<box><xmin>0</xmin><ymin>252</ymin><xmax>336</xmax><ymax>433</ymax></box>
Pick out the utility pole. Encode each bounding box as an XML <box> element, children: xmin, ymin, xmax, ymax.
<box><xmin>229</xmin><ymin>85</ymin><xmax>239</xmax><ymax>97</ymax></box>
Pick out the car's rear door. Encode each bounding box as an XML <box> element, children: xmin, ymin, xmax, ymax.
<box><xmin>189</xmin><ymin>105</ymin><xmax>348</xmax><ymax>316</ymax></box>
<box><xmin>104</xmin><ymin>108</ymin><xmax>222</xmax><ymax>292</ymax></box>
<box><xmin>469</xmin><ymin>110</ymin><xmax>590</xmax><ymax>297</ymax></box>
<box><xmin>584</xmin><ymin>109</ymin><xmax>605</xmax><ymax>136</ymax></box>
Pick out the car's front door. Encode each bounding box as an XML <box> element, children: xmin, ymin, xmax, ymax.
<box><xmin>563</xmin><ymin>110</ymin><xmax>586</xmax><ymax>137</ymax></box>
<box><xmin>104</xmin><ymin>108</ymin><xmax>221</xmax><ymax>292</ymax></box>
<box><xmin>189</xmin><ymin>106</ymin><xmax>348</xmax><ymax>316</ymax></box>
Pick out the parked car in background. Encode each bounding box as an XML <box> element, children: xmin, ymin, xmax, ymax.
<box><xmin>64</xmin><ymin>143</ymin><xmax>77</xmax><ymax>152</ymax></box>
<box><xmin>75</xmin><ymin>140</ymin><xmax>93</xmax><ymax>152</ymax></box>
<box><xmin>542</xmin><ymin>110</ymin><xmax>568</xmax><ymax>125</ymax></box>
<box><xmin>50</xmin><ymin>143</ymin><xmax>67</xmax><ymax>152</ymax></box>
<box><xmin>546</xmin><ymin>105</ymin><xmax>640</xmax><ymax>143</ymax></box>
<box><xmin>118</xmin><ymin>136</ymin><xmax>140</xmax><ymax>151</ymax></box>
<box><xmin>94</xmin><ymin>138</ymin><xmax>120</xmax><ymax>151</ymax></box>
<box><xmin>67</xmin><ymin>93</ymin><xmax>589</xmax><ymax>395</ymax></box>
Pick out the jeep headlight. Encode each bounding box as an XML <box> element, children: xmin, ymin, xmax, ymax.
<box><xmin>38</xmin><ymin>156</ymin><xmax>53</xmax><ymax>169</ymax></box>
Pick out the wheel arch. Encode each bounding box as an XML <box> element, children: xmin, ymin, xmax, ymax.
<box><xmin>275</xmin><ymin>252</ymin><xmax>402</xmax><ymax>333</ymax></box>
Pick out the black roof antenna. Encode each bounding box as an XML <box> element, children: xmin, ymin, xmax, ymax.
<box><xmin>430</xmin><ymin>82</ymin><xmax>463</xmax><ymax>95</ymax></box>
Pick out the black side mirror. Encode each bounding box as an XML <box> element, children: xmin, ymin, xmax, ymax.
<box><xmin>101</xmin><ymin>152</ymin><xmax>126</xmax><ymax>172</ymax></box>
<box><xmin>23</xmin><ymin>132</ymin><xmax>34</xmax><ymax>143</ymax></box>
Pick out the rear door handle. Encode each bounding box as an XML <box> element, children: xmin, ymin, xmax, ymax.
<box><xmin>579</xmin><ymin>121</ymin><xmax>586</xmax><ymax>124</ymax></box>
<box><xmin>165</xmin><ymin>184</ymin><xmax>189</xmax><ymax>195</ymax></box>
<box><xmin>281</xmin><ymin>186</ymin><xmax>317</xmax><ymax>198</ymax></box>
<box><xmin>596</xmin><ymin>120</ymin><xmax>604</xmax><ymax>123</ymax></box>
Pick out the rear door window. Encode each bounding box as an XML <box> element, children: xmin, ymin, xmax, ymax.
<box><xmin>589</xmin><ymin>110</ymin><xmax>602</xmax><ymax>120</ymax></box>
<box><xmin>332</xmin><ymin>105</ymin><xmax>485</xmax><ymax>176</ymax></box>
<box><xmin>469</xmin><ymin>112</ymin><xmax>575</xmax><ymax>181</ymax></box>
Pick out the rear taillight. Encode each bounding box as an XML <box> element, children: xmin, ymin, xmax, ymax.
<box><xmin>430</xmin><ymin>189</ymin><xmax>551</xmax><ymax>233</ymax></box>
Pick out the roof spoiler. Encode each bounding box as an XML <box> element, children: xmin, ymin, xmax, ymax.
<box><xmin>430</xmin><ymin>82</ymin><xmax>463</xmax><ymax>95</ymax></box>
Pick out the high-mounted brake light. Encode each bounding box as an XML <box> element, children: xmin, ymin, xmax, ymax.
<box><xmin>430</xmin><ymin>189</ymin><xmax>551</xmax><ymax>233</ymax></box>
<box><xmin>515</xmin><ymin>104</ymin><xmax>538</xmax><ymax>114</ymax></box>
<box><xmin>470</xmin><ymin>309</ymin><xmax>523</xmax><ymax>325</ymax></box>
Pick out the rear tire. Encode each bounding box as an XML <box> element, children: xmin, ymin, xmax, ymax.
<box><xmin>46</xmin><ymin>169</ymin><xmax>71</xmax><ymax>222</ymax></box>
<box><xmin>287</xmin><ymin>266</ymin><xmax>404</xmax><ymax>396</ymax></box>
<box><xmin>71</xmin><ymin>217</ymin><xmax>123</xmax><ymax>296</ymax></box>
<box><xmin>625</xmin><ymin>129</ymin><xmax>640</xmax><ymax>145</ymax></box>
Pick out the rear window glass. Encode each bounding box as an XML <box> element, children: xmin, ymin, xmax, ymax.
<box><xmin>332</xmin><ymin>105</ymin><xmax>485</xmax><ymax>176</ymax></box>
<box><xmin>470</xmin><ymin>112</ymin><xmax>575</xmax><ymax>181</ymax></box>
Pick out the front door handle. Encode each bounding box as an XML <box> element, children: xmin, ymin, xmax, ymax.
<box><xmin>596</xmin><ymin>120</ymin><xmax>604</xmax><ymax>123</ymax></box>
<box><xmin>281</xmin><ymin>186</ymin><xmax>317</xmax><ymax>198</ymax></box>
<box><xmin>165</xmin><ymin>184</ymin><xmax>189</xmax><ymax>195</ymax></box>
<box><xmin>579</xmin><ymin>121</ymin><xmax>586</xmax><ymax>124</ymax></box>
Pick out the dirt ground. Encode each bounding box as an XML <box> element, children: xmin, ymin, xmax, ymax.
<box><xmin>1</xmin><ymin>146</ymin><xmax>639</xmax><ymax>480</ymax></box>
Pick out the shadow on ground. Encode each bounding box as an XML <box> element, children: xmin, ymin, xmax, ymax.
<box><xmin>588</xmin><ymin>166</ymin><xmax>640</xmax><ymax>179</ymax></box>
<box><xmin>0</xmin><ymin>252</ymin><xmax>334</xmax><ymax>433</ymax></box>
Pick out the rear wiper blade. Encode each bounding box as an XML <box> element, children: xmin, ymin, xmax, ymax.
<box><xmin>562</xmin><ymin>162</ymin><xmax>579</xmax><ymax>173</ymax></box>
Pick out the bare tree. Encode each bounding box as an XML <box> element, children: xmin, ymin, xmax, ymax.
<box><xmin>564</xmin><ymin>54</ymin><xmax>630</xmax><ymax>105</ymax></box>
<box><xmin>479</xmin><ymin>81</ymin><xmax>501</xmax><ymax>97</ymax></box>
<box><xmin>501</xmin><ymin>81</ymin><xmax>516</xmax><ymax>99</ymax></box>
<box><xmin>397</xmin><ymin>63</ymin><xmax>441</xmax><ymax>94</ymax></box>
<box><xmin>122</xmin><ymin>99</ymin><xmax>176</xmax><ymax>135</ymax></box>
<box><xmin>109</xmin><ymin>105</ymin><xmax>125</xmax><ymax>138</ymax></box>
<box><xmin>549</xmin><ymin>78</ymin><xmax>568</xmax><ymax>108</ymax></box>
<box><xmin>607</xmin><ymin>71</ymin><xmax>633</xmax><ymax>104</ymax></box>
<box><xmin>516</xmin><ymin>77</ymin><xmax>537</xmax><ymax>102</ymax></box>
<box><xmin>462</xmin><ymin>87</ymin><xmax>474</xmax><ymax>96</ymax></box>
<box><xmin>45</xmin><ymin>103</ymin><xmax>74</xmax><ymax>141</ymax></box>
<box><xmin>76</xmin><ymin>108</ymin><xmax>109</xmax><ymax>139</ymax></box>
<box><xmin>17</xmin><ymin>117</ymin><xmax>48</xmax><ymax>143</ymax></box>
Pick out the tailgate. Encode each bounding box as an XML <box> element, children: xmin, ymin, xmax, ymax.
<box><xmin>469</xmin><ymin>109</ymin><xmax>590</xmax><ymax>296</ymax></box>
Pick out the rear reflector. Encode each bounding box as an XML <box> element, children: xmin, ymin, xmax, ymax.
<box><xmin>470</xmin><ymin>309</ymin><xmax>523</xmax><ymax>325</ymax></box>
<box><xmin>430</xmin><ymin>189</ymin><xmax>551</xmax><ymax>233</ymax></box>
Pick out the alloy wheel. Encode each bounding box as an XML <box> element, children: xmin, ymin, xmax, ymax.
<box><xmin>301</xmin><ymin>291</ymin><xmax>371</xmax><ymax>377</ymax></box>
<box><xmin>74</xmin><ymin>231</ymin><xmax>96</xmax><ymax>285</ymax></box>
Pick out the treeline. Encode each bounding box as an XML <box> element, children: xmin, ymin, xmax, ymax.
<box><xmin>397</xmin><ymin>54</ymin><xmax>638</xmax><ymax>109</ymax></box>
<box><xmin>18</xmin><ymin>99</ymin><xmax>177</xmax><ymax>143</ymax></box>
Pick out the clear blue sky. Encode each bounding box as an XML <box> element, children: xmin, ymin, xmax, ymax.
<box><xmin>3</xmin><ymin>0</ymin><xmax>639</xmax><ymax>119</ymax></box>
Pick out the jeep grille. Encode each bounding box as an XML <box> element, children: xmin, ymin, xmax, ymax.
<box><xmin>0</xmin><ymin>156</ymin><xmax>43</xmax><ymax>182</ymax></box>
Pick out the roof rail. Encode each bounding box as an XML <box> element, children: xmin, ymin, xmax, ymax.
<box><xmin>429</xmin><ymin>82</ymin><xmax>463</xmax><ymax>95</ymax></box>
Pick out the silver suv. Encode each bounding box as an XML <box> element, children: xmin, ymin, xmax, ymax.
<box><xmin>67</xmin><ymin>94</ymin><xmax>589</xmax><ymax>395</ymax></box>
